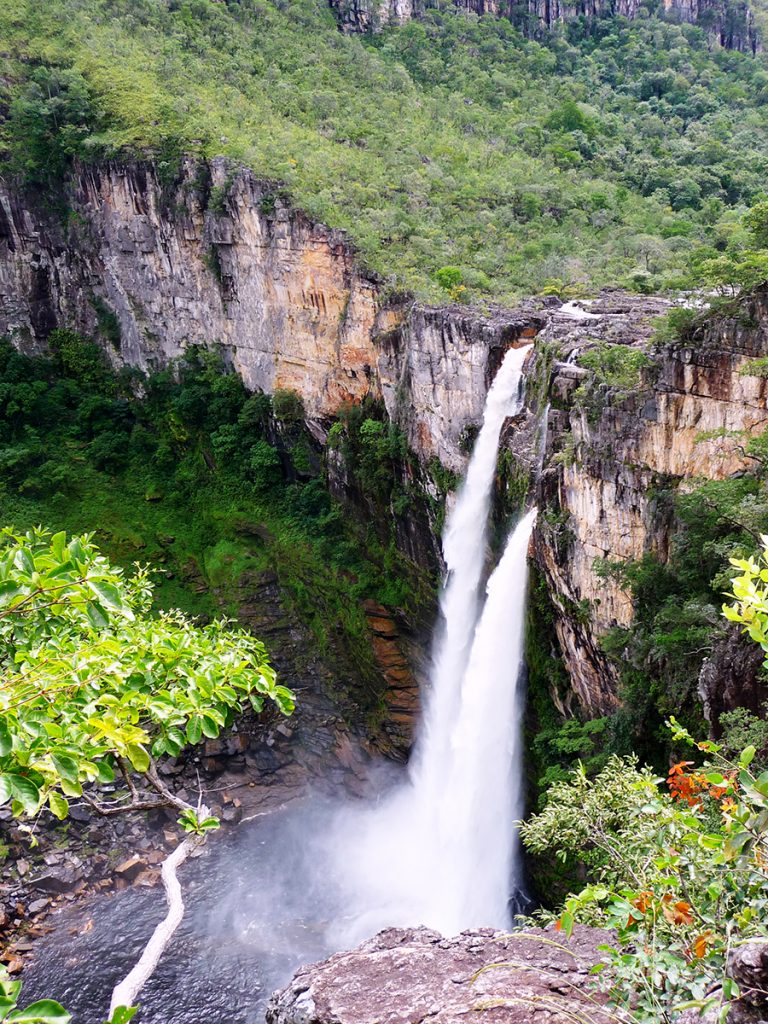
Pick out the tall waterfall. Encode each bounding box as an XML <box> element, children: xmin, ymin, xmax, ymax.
<box><xmin>330</xmin><ymin>345</ymin><xmax>535</xmax><ymax>943</ymax></box>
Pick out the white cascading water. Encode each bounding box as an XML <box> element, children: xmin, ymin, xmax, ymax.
<box><xmin>330</xmin><ymin>345</ymin><xmax>536</xmax><ymax>944</ymax></box>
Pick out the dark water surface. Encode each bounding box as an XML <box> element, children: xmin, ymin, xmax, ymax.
<box><xmin>22</xmin><ymin>800</ymin><xmax>342</xmax><ymax>1024</ymax></box>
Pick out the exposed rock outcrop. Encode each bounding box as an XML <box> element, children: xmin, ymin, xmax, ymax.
<box><xmin>326</xmin><ymin>0</ymin><xmax>760</xmax><ymax>52</ymax></box>
<box><xmin>535</xmin><ymin>291</ymin><xmax>768</xmax><ymax>712</ymax></box>
<box><xmin>0</xmin><ymin>159</ymin><xmax>539</xmax><ymax>474</ymax></box>
<box><xmin>698</xmin><ymin>625</ymin><xmax>767</xmax><ymax>737</ymax></box>
<box><xmin>266</xmin><ymin>924</ymin><xmax>619</xmax><ymax>1024</ymax></box>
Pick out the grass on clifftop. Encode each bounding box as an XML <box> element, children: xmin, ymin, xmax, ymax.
<box><xmin>2</xmin><ymin>0</ymin><xmax>768</xmax><ymax>302</ymax></box>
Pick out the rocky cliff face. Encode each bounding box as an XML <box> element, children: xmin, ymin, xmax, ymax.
<box><xmin>0</xmin><ymin>159</ymin><xmax>538</xmax><ymax>476</ymax></box>
<box><xmin>327</xmin><ymin>0</ymin><xmax>760</xmax><ymax>52</ymax></box>
<box><xmin>4</xmin><ymin>158</ymin><xmax>767</xmax><ymax>725</ymax></box>
<box><xmin>534</xmin><ymin>291</ymin><xmax>768</xmax><ymax>712</ymax></box>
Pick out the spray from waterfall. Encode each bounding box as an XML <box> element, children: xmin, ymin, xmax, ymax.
<box><xmin>329</xmin><ymin>344</ymin><xmax>536</xmax><ymax>943</ymax></box>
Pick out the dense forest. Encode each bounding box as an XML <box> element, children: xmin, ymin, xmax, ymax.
<box><xmin>3</xmin><ymin>0</ymin><xmax>768</xmax><ymax>301</ymax></box>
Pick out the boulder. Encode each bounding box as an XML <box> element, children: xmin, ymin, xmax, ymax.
<box><xmin>266</xmin><ymin>924</ymin><xmax>619</xmax><ymax>1024</ymax></box>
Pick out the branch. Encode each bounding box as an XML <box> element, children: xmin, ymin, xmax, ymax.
<box><xmin>700</xmin><ymin>497</ymin><xmax>762</xmax><ymax>543</ymax></box>
<box><xmin>81</xmin><ymin>792</ymin><xmax>169</xmax><ymax>817</ymax></box>
<box><xmin>108</xmin><ymin>821</ymin><xmax>208</xmax><ymax>1019</ymax></box>
<box><xmin>145</xmin><ymin>759</ymin><xmax>193</xmax><ymax>812</ymax></box>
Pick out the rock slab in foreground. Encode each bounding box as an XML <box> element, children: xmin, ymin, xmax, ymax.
<box><xmin>266</xmin><ymin>924</ymin><xmax>617</xmax><ymax>1024</ymax></box>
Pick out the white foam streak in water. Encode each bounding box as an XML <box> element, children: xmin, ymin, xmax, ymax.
<box><xmin>330</xmin><ymin>345</ymin><xmax>535</xmax><ymax>944</ymax></box>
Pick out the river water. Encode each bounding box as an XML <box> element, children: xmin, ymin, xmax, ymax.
<box><xmin>22</xmin><ymin>800</ymin><xmax>341</xmax><ymax>1023</ymax></box>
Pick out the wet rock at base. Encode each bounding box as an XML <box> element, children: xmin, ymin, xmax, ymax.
<box><xmin>266</xmin><ymin>924</ymin><xmax>620</xmax><ymax>1024</ymax></box>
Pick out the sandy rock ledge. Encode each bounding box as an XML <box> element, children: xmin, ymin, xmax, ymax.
<box><xmin>266</xmin><ymin>923</ymin><xmax>618</xmax><ymax>1024</ymax></box>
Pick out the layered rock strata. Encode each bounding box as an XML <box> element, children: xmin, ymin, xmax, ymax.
<box><xmin>535</xmin><ymin>291</ymin><xmax>768</xmax><ymax>711</ymax></box>
<box><xmin>0</xmin><ymin>159</ymin><xmax>539</xmax><ymax>474</ymax></box>
<box><xmin>4</xmin><ymin>159</ymin><xmax>768</xmax><ymax>720</ymax></box>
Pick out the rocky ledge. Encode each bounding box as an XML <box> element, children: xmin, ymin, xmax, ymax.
<box><xmin>266</xmin><ymin>924</ymin><xmax>618</xmax><ymax>1024</ymax></box>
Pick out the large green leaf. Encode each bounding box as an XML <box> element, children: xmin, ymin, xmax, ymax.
<box><xmin>0</xmin><ymin>722</ymin><xmax>12</xmax><ymax>758</ymax></box>
<box><xmin>48</xmin><ymin>792</ymin><xmax>69</xmax><ymax>820</ymax></box>
<box><xmin>86</xmin><ymin>580</ymin><xmax>134</xmax><ymax>620</ymax></box>
<box><xmin>51</xmin><ymin>754</ymin><xmax>79</xmax><ymax>784</ymax></box>
<box><xmin>8</xmin><ymin>775</ymin><xmax>40</xmax><ymax>814</ymax></box>
<box><xmin>186</xmin><ymin>717</ymin><xmax>203</xmax><ymax>745</ymax></box>
<box><xmin>125</xmin><ymin>744</ymin><xmax>150</xmax><ymax>773</ymax></box>
<box><xmin>7</xmin><ymin>997</ymin><xmax>72</xmax><ymax>1023</ymax></box>
<box><xmin>0</xmin><ymin>581</ymin><xmax>23</xmax><ymax>607</ymax></box>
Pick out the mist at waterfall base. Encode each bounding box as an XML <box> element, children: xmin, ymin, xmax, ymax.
<box><xmin>21</xmin><ymin>345</ymin><xmax>535</xmax><ymax>1022</ymax></box>
<box><xmin>327</xmin><ymin>344</ymin><xmax>535</xmax><ymax>944</ymax></box>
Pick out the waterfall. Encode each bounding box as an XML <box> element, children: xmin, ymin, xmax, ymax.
<box><xmin>330</xmin><ymin>344</ymin><xmax>535</xmax><ymax>944</ymax></box>
<box><xmin>409</xmin><ymin>343</ymin><xmax>533</xmax><ymax>808</ymax></box>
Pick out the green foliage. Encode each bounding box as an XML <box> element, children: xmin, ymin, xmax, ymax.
<box><xmin>5</xmin><ymin>65</ymin><xmax>99</xmax><ymax>190</ymax></box>
<box><xmin>3</xmin><ymin>1</ymin><xmax>768</xmax><ymax>298</ymax></box>
<box><xmin>723</xmin><ymin>541</ymin><xmax>768</xmax><ymax>653</ymax></box>
<box><xmin>577</xmin><ymin>343</ymin><xmax>653</xmax><ymax>391</ymax></box>
<box><xmin>741</xmin><ymin>355</ymin><xmax>768</xmax><ymax>377</ymax></box>
<box><xmin>91</xmin><ymin>298</ymin><xmax>122</xmax><ymax>350</ymax></box>
<box><xmin>652</xmin><ymin>306</ymin><xmax>702</xmax><ymax>346</ymax></box>
<box><xmin>177</xmin><ymin>808</ymin><xmax>220</xmax><ymax>836</ymax></box>
<box><xmin>0</xmin><ymin>334</ymin><xmax>430</xmax><ymax>719</ymax></box>
<box><xmin>522</xmin><ymin>721</ymin><xmax>768</xmax><ymax>1023</ymax></box>
<box><xmin>333</xmin><ymin>402</ymin><xmax>412</xmax><ymax>507</ymax></box>
<box><xmin>0</xmin><ymin>967</ymin><xmax>70</xmax><ymax>1023</ymax></box>
<box><xmin>719</xmin><ymin>705</ymin><xmax>768</xmax><ymax>768</ymax></box>
<box><xmin>573</xmin><ymin>342</ymin><xmax>652</xmax><ymax>420</ymax></box>
<box><xmin>0</xmin><ymin>526</ymin><xmax>291</xmax><ymax>824</ymax></box>
<box><xmin>584</xmin><ymin>466</ymin><xmax>768</xmax><ymax>769</ymax></box>
<box><xmin>271</xmin><ymin>388</ymin><xmax>305</xmax><ymax>423</ymax></box>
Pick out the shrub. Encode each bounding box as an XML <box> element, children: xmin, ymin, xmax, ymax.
<box><xmin>272</xmin><ymin>388</ymin><xmax>305</xmax><ymax>422</ymax></box>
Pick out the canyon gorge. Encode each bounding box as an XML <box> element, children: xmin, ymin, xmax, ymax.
<box><xmin>3</xmin><ymin>158</ymin><xmax>767</xmax><ymax>730</ymax></box>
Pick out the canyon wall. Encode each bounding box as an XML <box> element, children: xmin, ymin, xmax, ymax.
<box><xmin>534</xmin><ymin>291</ymin><xmax>768</xmax><ymax>712</ymax></box>
<box><xmin>3</xmin><ymin>158</ymin><xmax>767</xmax><ymax>723</ymax></box>
<box><xmin>327</xmin><ymin>0</ymin><xmax>760</xmax><ymax>53</ymax></box>
<box><xmin>0</xmin><ymin>159</ymin><xmax>538</xmax><ymax>475</ymax></box>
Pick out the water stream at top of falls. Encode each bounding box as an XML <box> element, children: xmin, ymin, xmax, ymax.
<box><xmin>330</xmin><ymin>344</ymin><xmax>536</xmax><ymax>943</ymax></box>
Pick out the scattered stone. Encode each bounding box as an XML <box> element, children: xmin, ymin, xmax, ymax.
<box><xmin>133</xmin><ymin>869</ymin><xmax>161</xmax><ymax>888</ymax></box>
<box><xmin>30</xmin><ymin>864</ymin><xmax>84</xmax><ymax>894</ymax></box>
<box><xmin>27</xmin><ymin>898</ymin><xmax>50</xmax><ymax>915</ymax></box>
<box><xmin>114</xmin><ymin>856</ymin><xmax>146</xmax><ymax>881</ymax></box>
<box><xmin>221</xmin><ymin>804</ymin><xmax>242</xmax><ymax>824</ymax></box>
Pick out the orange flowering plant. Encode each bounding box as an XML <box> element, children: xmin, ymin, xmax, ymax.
<box><xmin>520</xmin><ymin>538</ymin><xmax>768</xmax><ymax>1023</ymax></box>
<box><xmin>520</xmin><ymin>723</ymin><xmax>768</xmax><ymax>1023</ymax></box>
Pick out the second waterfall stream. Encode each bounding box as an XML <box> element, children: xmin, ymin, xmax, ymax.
<box><xmin>330</xmin><ymin>344</ymin><xmax>536</xmax><ymax>943</ymax></box>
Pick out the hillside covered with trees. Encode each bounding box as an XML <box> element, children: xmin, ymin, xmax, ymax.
<box><xmin>3</xmin><ymin>0</ymin><xmax>768</xmax><ymax>301</ymax></box>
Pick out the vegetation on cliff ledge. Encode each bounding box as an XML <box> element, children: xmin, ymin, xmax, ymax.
<box><xmin>2</xmin><ymin>0</ymin><xmax>768</xmax><ymax>301</ymax></box>
<box><xmin>0</xmin><ymin>330</ymin><xmax>432</xmax><ymax>729</ymax></box>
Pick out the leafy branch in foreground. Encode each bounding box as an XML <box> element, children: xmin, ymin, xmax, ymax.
<box><xmin>0</xmin><ymin>525</ymin><xmax>293</xmax><ymax>825</ymax></box>
<box><xmin>0</xmin><ymin>526</ymin><xmax>294</xmax><ymax>1021</ymax></box>
<box><xmin>0</xmin><ymin>968</ymin><xmax>70</xmax><ymax>1024</ymax></box>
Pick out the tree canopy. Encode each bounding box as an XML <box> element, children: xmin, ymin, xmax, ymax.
<box><xmin>0</xmin><ymin>526</ymin><xmax>293</xmax><ymax>828</ymax></box>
